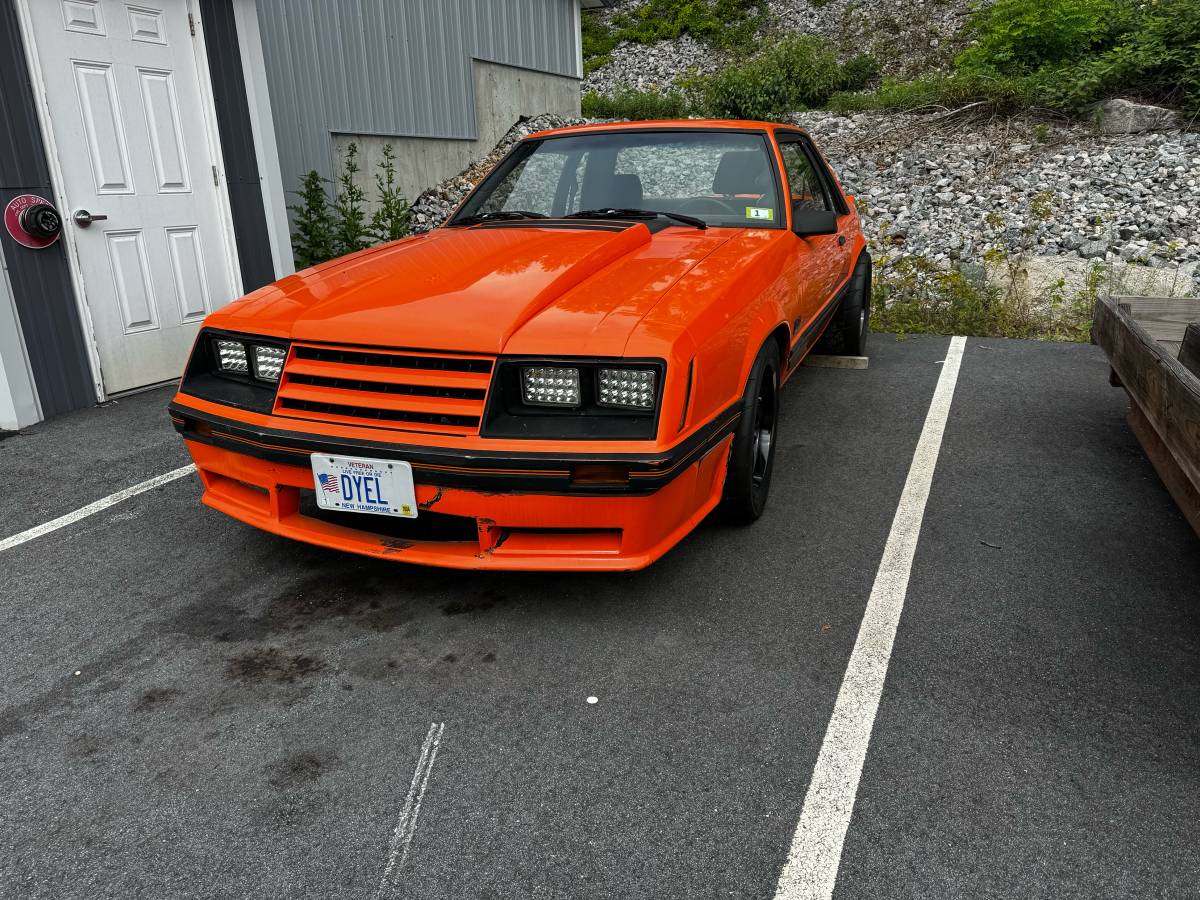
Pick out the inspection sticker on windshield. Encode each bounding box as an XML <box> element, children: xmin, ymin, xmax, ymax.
<box><xmin>746</xmin><ymin>206</ymin><xmax>774</xmax><ymax>221</ymax></box>
<box><xmin>311</xmin><ymin>454</ymin><xmax>417</xmax><ymax>518</ymax></box>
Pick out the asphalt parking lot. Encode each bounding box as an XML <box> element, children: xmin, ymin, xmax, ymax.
<box><xmin>2</xmin><ymin>334</ymin><xmax>1198</xmax><ymax>900</ymax></box>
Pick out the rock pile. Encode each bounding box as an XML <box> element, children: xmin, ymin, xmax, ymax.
<box><xmin>793</xmin><ymin>111</ymin><xmax>1200</xmax><ymax>291</ymax></box>
<box><xmin>582</xmin><ymin>0</ymin><xmax>978</xmax><ymax>98</ymax></box>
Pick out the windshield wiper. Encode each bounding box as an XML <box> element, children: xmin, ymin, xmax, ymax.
<box><xmin>453</xmin><ymin>210</ymin><xmax>549</xmax><ymax>226</ymax></box>
<box><xmin>566</xmin><ymin>208</ymin><xmax>707</xmax><ymax>230</ymax></box>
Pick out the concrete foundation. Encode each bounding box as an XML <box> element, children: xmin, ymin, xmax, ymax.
<box><xmin>333</xmin><ymin>60</ymin><xmax>580</xmax><ymax>215</ymax></box>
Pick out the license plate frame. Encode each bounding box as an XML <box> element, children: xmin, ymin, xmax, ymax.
<box><xmin>310</xmin><ymin>453</ymin><xmax>417</xmax><ymax>518</ymax></box>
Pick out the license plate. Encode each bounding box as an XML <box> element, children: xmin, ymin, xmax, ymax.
<box><xmin>310</xmin><ymin>454</ymin><xmax>417</xmax><ymax>518</ymax></box>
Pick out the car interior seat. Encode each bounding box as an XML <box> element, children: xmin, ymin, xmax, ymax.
<box><xmin>579</xmin><ymin>172</ymin><xmax>645</xmax><ymax>211</ymax></box>
<box><xmin>713</xmin><ymin>151</ymin><xmax>771</xmax><ymax>198</ymax></box>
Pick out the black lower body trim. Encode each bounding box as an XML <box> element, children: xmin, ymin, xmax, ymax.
<box><xmin>169</xmin><ymin>400</ymin><xmax>740</xmax><ymax>495</ymax></box>
<box><xmin>788</xmin><ymin>280</ymin><xmax>849</xmax><ymax>371</ymax></box>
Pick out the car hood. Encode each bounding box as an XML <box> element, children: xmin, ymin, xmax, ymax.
<box><xmin>211</xmin><ymin>223</ymin><xmax>730</xmax><ymax>356</ymax></box>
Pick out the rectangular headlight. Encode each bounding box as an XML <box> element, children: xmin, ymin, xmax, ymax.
<box><xmin>215</xmin><ymin>339</ymin><xmax>248</xmax><ymax>374</ymax></box>
<box><xmin>522</xmin><ymin>366</ymin><xmax>580</xmax><ymax>407</ymax></box>
<box><xmin>252</xmin><ymin>345</ymin><xmax>286</xmax><ymax>382</ymax></box>
<box><xmin>597</xmin><ymin>368</ymin><xmax>656</xmax><ymax>409</ymax></box>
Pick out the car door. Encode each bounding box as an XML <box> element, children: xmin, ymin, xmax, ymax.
<box><xmin>777</xmin><ymin>135</ymin><xmax>852</xmax><ymax>325</ymax></box>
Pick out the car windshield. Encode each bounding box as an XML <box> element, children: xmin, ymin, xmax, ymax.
<box><xmin>453</xmin><ymin>130</ymin><xmax>783</xmax><ymax>229</ymax></box>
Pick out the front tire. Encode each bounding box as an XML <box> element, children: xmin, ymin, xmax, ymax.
<box><xmin>718</xmin><ymin>340</ymin><xmax>781</xmax><ymax>524</ymax></box>
<box><xmin>817</xmin><ymin>251</ymin><xmax>872</xmax><ymax>357</ymax></box>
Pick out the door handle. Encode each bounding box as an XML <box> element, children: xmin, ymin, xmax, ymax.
<box><xmin>837</xmin><ymin>234</ymin><xmax>846</xmax><ymax>246</ymax></box>
<box><xmin>73</xmin><ymin>209</ymin><xmax>108</xmax><ymax>228</ymax></box>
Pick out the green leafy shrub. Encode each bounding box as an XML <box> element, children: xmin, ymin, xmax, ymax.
<box><xmin>955</xmin><ymin>0</ymin><xmax>1122</xmax><ymax>77</ymax></box>
<box><xmin>368</xmin><ymin>144</ymin><xmax>412</xmax><ymax>243</ymax></box>
<box><xmin>612</xmin><ymin>0</ymin><xmax>766</xmax><ymax>49</ymax></box>
<box><xmin>332</xmin><ymin>142</ymin><xmax>368</xmax><ymax>257</ymax></box>
<box><xmin>288</xmin><ymin>171</ymin><xmax>336</xmax><ymax>269</ymax></box>
<box><xmin>691</xmin><ymin>37</ymin><xmax>879</xmax><ymax>120</ymax></box>
<box><xmin>1033</xmin><ymin>0</ymin><xmax>1200</xmax><ymax>112</ymax></box>
<box><xmin>581</xmin><ymin>0</ymin><xmax>766</xmax><ymax>70</ymax></box>
<box><xmin>870</xmin><ymin>255</ymin><xmax>1097</xmax><ymax>342</ymax></box>
<box><xmin>582</xmin><ymin>13</ymin><xmax>620</xmax><ymax>65</ymax></box>
<box><xmin>838</xmin><ymin>0</ymin><xmax>1200</xmax><ymax>115</ymax></box>
<box><xmin>829</xmin><ymin>72</ymin><xmax>1034</xmax><ymax>114</ymax></box>
<box><xmin>582</xmin><ymin>89</ymin><xmax>692</xmax><ymax>120</ymax></box>
<box><xmin>291</xmin><ymin>143</ymin><xmax>412</xmax><ymax>268</ymax></box>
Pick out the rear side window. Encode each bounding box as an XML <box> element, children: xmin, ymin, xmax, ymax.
<box><xmin>778</xmin><ymin>141</ymin><xmax>832</xmax><ymax>212</ymax></box>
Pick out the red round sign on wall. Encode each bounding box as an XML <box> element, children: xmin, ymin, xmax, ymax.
<box><xmin>4</xmin><ymin>193</ymin><xmax>62</xmax><ymax>249</ymax></box>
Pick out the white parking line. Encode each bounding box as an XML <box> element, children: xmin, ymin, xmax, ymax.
<box><xmin>0</xmin><ymin>464</ymin><xmax>196</xmax><ymax>554</ymax></box>
<box><xmin>773</xmin><ymin>336</ymin><xmax>967</xmax><ymax>900</ymax></box>
<box><xmin>375</xmin><ymin>722</ymin><xmax>445</xmax><ymax>899</ymax></box>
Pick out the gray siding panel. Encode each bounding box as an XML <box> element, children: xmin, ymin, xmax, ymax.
<box><xmin>257</xmin><ymin>0</ymin><xmax>579</xmax><ymax>201</ymax></box>
<box><xmin>0</xmin><ymin>0</ymin><xmax>95</xmax><ymax>418</ymax></box>
<box><xmin>199</xmin><ymin>0</ymin><xmax>277</xmax><ymax>291</ymax></box>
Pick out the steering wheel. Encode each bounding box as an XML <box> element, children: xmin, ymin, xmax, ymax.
<box><xmin>677</xmin><ymin>196</ymin><xmax>739</xmax><ymax>215</ymax></box>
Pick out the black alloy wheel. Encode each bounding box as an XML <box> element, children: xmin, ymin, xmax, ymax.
<box><xmin>719</xmin><ymin>340</ymin><xmax>781</xmax><ymax>524</ymax></box>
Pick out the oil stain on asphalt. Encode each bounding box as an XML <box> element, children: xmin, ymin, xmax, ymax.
<box><xmin>224</xmin><ymin>647</ymin><xmax>324</xmax><ymax>683</ymax></box>
<box><xmin>265</xmin><ymin>749</ymin><xmax>339</xmax><ymax>789</ymax></box>
<box><xmin>133</xmin><ymin>687</ymin><xmax>179</xmax><ymax>711</ymax></box>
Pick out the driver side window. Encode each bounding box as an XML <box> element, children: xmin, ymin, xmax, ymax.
<box><xmin>778</xmin><ymin>141</ymin><xmax>831</xmax><ymax>212</ymax></box>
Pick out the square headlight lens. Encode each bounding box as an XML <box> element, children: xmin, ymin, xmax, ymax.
<box><xmin>253</xmin><ymin>345</ymin><xmax>286</xmax><ymax>382</ymax></box>
<box><xmin>522</xmin><ymin>366</ymin><xmax>580</xmax><ymax>407</ymax></box>
<box><xmin>598</xmin><ymin>368</ymin><xmax>656</xmax><ymax>409</ymax></box>
<box><xmin>215</xmin><ymin>339</ymin><xmax>248</xmax><ymax>374</ymax></box>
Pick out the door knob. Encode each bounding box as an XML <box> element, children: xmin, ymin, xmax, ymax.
<box><xmin>73</xmin><ymin>209</ymin><xmax>108</xmax><ymax>228</ymax></box>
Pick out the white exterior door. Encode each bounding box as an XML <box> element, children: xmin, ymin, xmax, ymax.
<box><xmin>23</xmin><ymin>0</ymin><xmax>240</xmax><ymax>394</ymax></box>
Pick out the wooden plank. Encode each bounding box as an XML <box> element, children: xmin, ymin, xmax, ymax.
<box><xmin>1126</xmin><ymin>396</ymin><xmax>1200</xmax><ymax>540</ymax></box>
<box><xmin>802</xmin><ymin>354</ymin><xmax>869</xmax><ymax>370</ymax></box>
<box><xmin>1111</xmin><ymin>295</ymin><xmax>1200</xmax><ymax>345</ymax></box>
<box><xmin>1093</xmin><ymin>294</ymin><xmax>1200</xmax><ymax>513</ymax></box>
<box><xmin>1180</xmin><ymin>324</ymin><xmax>1200</xmax><ymax>378</ymax></box>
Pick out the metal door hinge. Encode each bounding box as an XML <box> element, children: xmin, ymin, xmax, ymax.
<box><xmin>188</xmin><ymin>13</ymin><xmax>196</xmax><ymax>36</ymax></box>
<box><xmin>211</xmin><ymin>166</ymin><xmax>219</xmax><ymax>187</ymax></box>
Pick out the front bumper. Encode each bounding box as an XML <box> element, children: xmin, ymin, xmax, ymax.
<box><xmin>171</xmin><ymin>403</ymin><xmax>735</xmax><ymax>571</ymax></box>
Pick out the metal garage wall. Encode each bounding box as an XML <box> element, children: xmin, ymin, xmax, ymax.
<box><xmin>199</xmin><ymin>0</ymin><xmax>277</xmax><ymax>292</ymax></box>
<box><xmin>0</xmin><ymin>0</ymin><xmax>96</xmax><ymax>419</ymax></box>
<box><xmin>256</xmin><ymin>0</ymin><xmax>580</xmax><ymax>200</ymax></box>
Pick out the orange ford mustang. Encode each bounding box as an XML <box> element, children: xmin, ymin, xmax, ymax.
<box><xmin>169</xmin><ymin>120</ymin><xmax>871</xmax><ymax>571</ymax></box>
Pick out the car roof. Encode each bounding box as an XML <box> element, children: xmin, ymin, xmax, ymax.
<box><xmin>527</xmin><ymin>119</ymin><xmax>810</xmax><ymax>140</ymax></box>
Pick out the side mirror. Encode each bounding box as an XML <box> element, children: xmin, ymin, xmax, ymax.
<box><xmin>792</xmin><ymin>206</ymin><xmax>838</xmax><ymax>237</ymax></box>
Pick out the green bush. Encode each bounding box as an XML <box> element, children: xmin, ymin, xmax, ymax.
<box><xmin>1035</xmin><ymin>0</ymin><xmax>1200</xmax><ymax>112</ymax></box>
<box><xmin>955</xmin><ymin>0</ymin><xmax>1122</xmax><ymax>77</ymax></box>
<box><xmin>290</xmin><ymin>143</ymin><xmax>413</xmax><ymax>269</ymax></box>
<box><xmin>289</xmin><ymin>171</ymin><xmax>336</xmax><ymax>269</ymax></box>
<box><xmin>582</xmin><ymin>89</ymin><xmax>692</xmax><ymax>121</ymax></box>
<box><xmin>870</xmin><ymin>255</ymin><xmax>1097</xmax><ymax>342</ymax></box>
<box><xmin>332</xmin><ymin>142</ymin><xmax>368</xmax><ymax>257</ymax></box>
<box><xmin>612</xmin><ymin>0</ymin><xmax>766</xmax><ymax>49</ymax></box>
<box><xmin>829</xmin><ymin>72</ymin><xmax>1034</xmax><ymax>114</ymax></box>
<box><xmin>840</xmin><ymin>0</ymin><xmax>1200</xmax><ymax>115</ymax></box>
<box><xmin>691</xmin><ymin>36</ymin><xmax>879</xmax><ymax>120</ymax></box>
<box><xmin>581</xmin><ymin>0</ymin><xmax>766</xmax><ymax>70</ymax></box>
<box><xmin>368</xmin><ymin>144</ymin><xmax>412</xmax><ymax>244</ymax></box>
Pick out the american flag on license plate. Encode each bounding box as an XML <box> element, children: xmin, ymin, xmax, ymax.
<box><xmin>317</xmin><ymin>473</ymin><xmax>339</xmax><ymax>494</ymax></box>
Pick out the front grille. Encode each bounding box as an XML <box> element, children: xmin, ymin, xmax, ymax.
<box><xmin>292</xmin><ymin>345</ymin><xmax>492</xmax><ymax>373</ymax></box>
<box><xmin>286</xmin><ymin>373</ymin><xmax>485</xmax><ymax>402</ymax></box>
<box><xmin>274</xmin><ymin>343</ymin><xmax>494</xmax><ymax>435</ymax></box>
